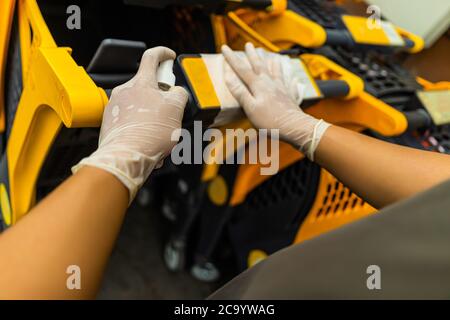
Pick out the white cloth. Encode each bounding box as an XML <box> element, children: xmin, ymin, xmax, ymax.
<box><xmin>72</xmin><ymin>47</ymin><xmax>189</xmax><ymax>203</ymax></box>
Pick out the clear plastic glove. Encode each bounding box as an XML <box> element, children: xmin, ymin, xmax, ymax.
<box><xmin>72</xmin><ymin>47</ymin><xmax>189</xmax><ymax>203</ymax></box>
<box><xmin>222</xmin><ymin>43</ymin><xmax>330</xmax><ymax>161</ymax></box>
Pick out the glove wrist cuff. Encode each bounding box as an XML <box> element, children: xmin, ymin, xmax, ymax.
<box><xmin>298</xmin><ymin>119</ymin><xmax>331</xmax><ymax>161</ymax></box>
<box><xmin>72</xmin><ymin>149</ymin><xmax>160</xmax><ymax>205</ymax></box>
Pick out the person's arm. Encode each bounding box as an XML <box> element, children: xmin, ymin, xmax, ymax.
<box><xmin>0</xmin><ymin>167</ymin><xmax>127</xmax><ymax>299</ymax></box>
<box><xmin>222</xmin><ymin>43</ymin><xmax>450</xmax><ymax>209</ymax></box>
<box><xmin>0</xmin><ymin>46</ymin><xmax>188</xmax><ymax>299</ymax></box>
<box><xmin>315</xmin><ymin>125</ymin><xmax>450</xmax><ymax>208</ymax></box>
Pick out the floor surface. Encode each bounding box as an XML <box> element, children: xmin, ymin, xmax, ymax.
<box><xmin>97</xmin><ymin>197</ymin><xmax>216</xmax><ymax>300</ymax></box>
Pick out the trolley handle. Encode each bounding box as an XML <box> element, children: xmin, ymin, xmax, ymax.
<box><xmin>316</xmin><ymin>80</ymin><xmax>350</xmax><ymax>99</ymax></box>
<box><xmin>403</xmin><ymin>109</ymin><xmax>432</xmax><ymax>131</ymax></box>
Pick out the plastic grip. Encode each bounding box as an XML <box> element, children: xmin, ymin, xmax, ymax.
<box><xmin>325</xmin><ymin>30</ymin><xmax>354</xmax><ymax>47</ymax></box>
<box><xmin>316</xmin><ymin>80</ymin><xmax>350</xmax><ymax>98</ymax></box>
<box><xmin>157</xmin><ymin>60</ymin><xmax>176</xmax><ymax>91</ymax></box>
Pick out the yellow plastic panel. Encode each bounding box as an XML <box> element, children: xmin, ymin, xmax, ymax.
<box><xmin>307</xmin><ymin>91</ymin><xmax>408</xmax><ymax>136</ymax></box>
<box><xmin>226</xmin><ymin>9</ymin><xmax>326</xmax><ymax>51</ymax></box>
<box><xmin>295</xmin><ymin>169</ymin><xmax>376</xmax><ymax>244</ymax></box>
<box><xmin>211</xmin><ymin>14</ymin><xmax>228</xmax><ymax>52</ymax></box>
<box><xmin>6</xmin><ymin>0</ymin><xmax>108</xmax><ymax>224</ymax></box>
<box><xmin>207</xmin><ymin>175</ymin><xmax>228</xmax><ymax>206</ymax></box>
<box><xmin>342</xmin><ymin>15</ymin><xmax>404</xmax><ymax>46</ymax></box>
<box><xmin>416</xmin><ymin>78</ymin><xmax>450</xmax><ymax>91</ymax></box>
<box><xmin>201</xmin><ymin>119</ymin><xmax>253</xmax><ymax>182</ymax></box>
<box><xmin>301</xmin><ymin>53</ymin><xmax>364</xmax><ymax>99</ymax></box>
<box><xmin>182</xmin><ymin>57</ymin><xmax>221</xmax><ymax>109</ymax></box>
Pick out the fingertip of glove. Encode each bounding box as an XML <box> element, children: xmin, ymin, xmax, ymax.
<box><xmin>170</xmin><ymin>85</ymin><xmax>189</xmax><ymax>100</ymax></box>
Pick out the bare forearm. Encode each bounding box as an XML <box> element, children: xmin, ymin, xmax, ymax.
<box><xmin>315</xmin><ymin>125</ymin><xmax>450</xmax><ymax>208</ymax></box>
<box><xmin>0</xmin><ymin>167</ymin><xmax>128</xmax><ymax>299</ymax></box>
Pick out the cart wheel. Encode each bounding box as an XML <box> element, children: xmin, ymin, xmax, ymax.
<box><xmin>136</xmin><ymin>187</ymin><xmax>152</xmax><ymax>207</ymax></box>
<box><xmin>161</xmin><ymin>198</ymin><xmax>177</xmax><ymax>222</ymax></box>
<box><xmin>190</xmin><ymin>262</ymin><xmax>220</xmax><ymax>282</ymax></box>
<box><xmin>163</xmin><ymin>240</ymin><xmax>185</xmax><ymax>272</ymax></box>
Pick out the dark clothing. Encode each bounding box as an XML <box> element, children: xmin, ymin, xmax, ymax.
<box><xmin>210</xmin><ymin>180</ymin><xmax>450</xmax><ymax>299</ymax></box>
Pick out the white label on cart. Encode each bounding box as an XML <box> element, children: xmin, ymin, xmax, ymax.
<box><xmin>380</xmin><ymin>21</ymin><xmax>405</xmax><ymax>46</ymax></box>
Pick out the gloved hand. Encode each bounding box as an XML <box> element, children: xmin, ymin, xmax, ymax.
<box><xmin>72</xmin><ymin>47</ymin><xmax>189</xmax><ymax>203</ymax></box>
<box><xmin>222</xmin><ymin>43</ymin><xmax>330</xmax><ymax>161</ymax></box>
